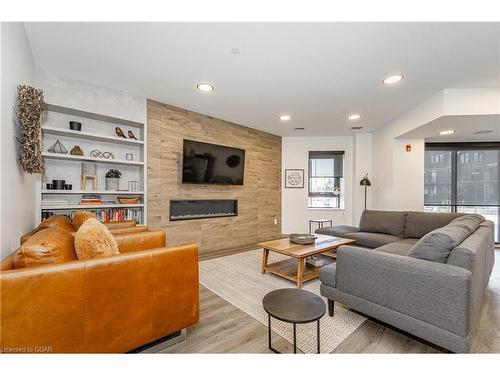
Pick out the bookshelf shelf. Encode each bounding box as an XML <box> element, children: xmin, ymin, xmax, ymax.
<box><xmin>42</xmin><ymin>190</ymin><xmax>145</xmax><ymax>195</ymax></box>
<box><xmin>41</xmin><ymin>204</ymin><xmax>144</xmax><ymax>210</ymax></box>
<box><xmin>42</xmin><ymin>152</ymin><xmax>144</xmax><ymax>166</ymax></box>
<box><xmin>42</xmin><ymin>126</ymin><xmax>144</xmax><ymax>146</ymax></box>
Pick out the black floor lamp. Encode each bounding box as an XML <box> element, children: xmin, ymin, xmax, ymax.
<box><xmin>360</xmin><ymin>174</ymin><xmax>371</xmax><ymax>210</ymax></box>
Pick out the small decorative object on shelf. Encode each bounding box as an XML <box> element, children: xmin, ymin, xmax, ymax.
<box><xmin>285</xmin><ymin>169</ymin><xmax>304</xmax><ymax>188</ymax></box>
<box><xmin>289</xmin><ymin>233</ymin><xmax>317</xmax><ymax>245</ymax></box>
<box><xmin>306</xmin><ymin>256</ymin><xmax>324</xmax><ymax>267</ymax></box>
<box><xmin>118</xmin><ymin>197</ymin><xmax>141</xmax><ymax>204</ymax></box>
<box><xmin>16</xmin><ymin>85</ymin><xmax>45</xmax><ymax>174</ymax></box>
<box><xmin>81</xmin><ymin>162</ymin><xmax>97</xmax><ymax>190</ymax></box>
<box><xmin>80</xmin><ymin>194</ymin><xmax>102</xmax><ymax>205</ymax></box>
<box><xmin>90</xmin><ymin>149</ymin><xmax>114</xmax><ymax>159</ymax></box>
<box><xmin>47</xmin><ymin>139</ymin><xmax>68</xmax><ymax>154</ymax></box>
<box><xmin>125</xmin><ymin>153</ymin><xmax>134</xmax><ymax>161</ymax></box>
<box><xmin>105</xmin><ymin>169</ymin><xmax>122</xmax><ymax>191</ymax></box>
<box><xmin>64</xmin><ymin>184</ymin><xmax>72</xmax><ymax>190</ymax></box>
<box><xmin>69</xmin><ymin>121</ymin><xmax>82</xmax><ymax>131</ymax></box>
<box><xmin>115</xmin><ymin>127</ymin><xmax>126</xmax><ymax>138</ymax></box>
<box><xmin>128</xmin><ymin>180</ymin><xmax>139</xmax><ymax>191</ymax></box>
<box><xmin>52</xmin><ymin>179</ymin><xmax>66</xmax><ymax>190</ymax></box>
<box><xmin>70</xmin><ymin>145</ymin><xmax>84</xmax><ymax>156</ymax></box>
<box><xmin>127</xmin><ymin>130</ymin><xmax>138</xmax><ymax>140</ymax></box>
<box><xmin>46</xmin><ymin>183</ymin><xmax>54</xmax><ymax>190</ymax></box>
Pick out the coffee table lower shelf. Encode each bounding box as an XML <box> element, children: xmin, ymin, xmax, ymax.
<box><xmin>262</xmin><ymin>255</ymin><xmax>335</xmax><ymax>287</ymax></box>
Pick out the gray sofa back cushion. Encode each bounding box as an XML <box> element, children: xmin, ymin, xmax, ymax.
<box><xmin>407</xmin><ymin>214</ymin><xmax>484</xmax><ymax>263</ymax></box>
<box><xmin>404</xmin><ymin>211</ymin><xmax>463</xmax><ymax>238</ymax></box>
<box><xmin>359</xmin><ymin>210</ymin><xmax>407</xmax><ymax>237</ymax></box>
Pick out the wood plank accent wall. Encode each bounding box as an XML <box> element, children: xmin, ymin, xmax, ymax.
<box><xmin>147</xmin><ymin>100</ymin><xmax>282</xmax><ymax>258</ymax></box>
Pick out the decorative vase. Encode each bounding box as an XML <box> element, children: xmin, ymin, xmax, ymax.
<box><xmin>106</xmin><ymin>177</ymin><xmax>120</xmax><ymax>191</ymax></box>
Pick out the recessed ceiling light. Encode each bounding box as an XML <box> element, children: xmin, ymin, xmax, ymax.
<box><xmin>348</xmin><ymin>114</ymin><xmax>361</xmax><ymax>121</ymax></box>
<box><xmin>196</xmin><ymin>83</ymin><xmax>215</xmax><ymax>93</ymax></box>
<box><xmin>294</xmin><ymin>127</ymin><xmax>305</xmax><ymax>130</ymax></box>
<box><xmin>383</xmin><ymin>74</ymin><xmax>404</xmax><ymax>85</ymax></box>
<box><xmin>439</xmin><ymin>130</ymin><xmax>456</xmax><ymax>136</ymax></box>
<box><xmin>474</xmin><ymin>130</ymin><xmax>494</xmax><ymax>135</ymax></box>
<box><xmin>230</xmin><ymin>47</ymin><xmax>240</xmax><ymax>55</ymax></box>
<box><xmin>279</xmin><ymin>114</ymin><xmax>291</xmax><ymax>121</ymax></box>
<box><xmin>350</xmin><ymin>126</ymin><xmax>363</xmax><ymax>130</ymax></box>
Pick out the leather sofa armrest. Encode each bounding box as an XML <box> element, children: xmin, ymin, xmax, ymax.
<box><xmin>335</xmin><ymin>246</ymin><xmax>472</xmax><ymax>337</ymax></box>
<box><xmin>114</xmin><ymin>230</ymin><xmax>166</xmax><ymax>253</ymax></box>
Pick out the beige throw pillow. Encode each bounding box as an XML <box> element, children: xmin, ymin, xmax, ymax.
<box><xmin>74</xmin><ymin>218</ymin><xmax>120</xmax><ymax>260</ymax></box>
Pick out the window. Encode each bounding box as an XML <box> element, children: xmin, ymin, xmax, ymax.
<box><xmin>424</xmin><ymin>143</ymin><xmax>500</xmax><ymax>242</ymax></box>
<box><xmin>308</xmin><ymin>151</ymin><xmax>345</xmax><ymax>209</ymax></box>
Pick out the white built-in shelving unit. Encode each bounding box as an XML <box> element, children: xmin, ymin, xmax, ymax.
<box><xmin>39</xmin><ymin>103</ymin><xmax>147</xmax><ymax>224</ymax></box>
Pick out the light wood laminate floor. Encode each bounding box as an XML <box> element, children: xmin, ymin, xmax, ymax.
<box><xmin>158</xmin><ymin>250</ymin><xmax>500</xmax><ymax>354</ymax></box>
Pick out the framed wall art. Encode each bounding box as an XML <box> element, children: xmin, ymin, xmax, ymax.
<box><xmin>285</xmin><ymin>169</ymin><xmax>304</xmax><ymax>188</ymax></box>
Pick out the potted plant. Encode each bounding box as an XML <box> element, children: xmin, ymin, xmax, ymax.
<box><xmin>105</xmin><ymin>169</ymin><xmax>122</xmax><ymax>191</ymax></box>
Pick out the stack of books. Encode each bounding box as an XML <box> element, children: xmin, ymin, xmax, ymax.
<box><xmin>80</xmin><ymin>194</ymin><xmax>103</xmax><ymax>205</ymax></box>
<box><xmin>41</xmin><ymin>199</ymin><xmax>70</xmax><ymax>207</ymax></box>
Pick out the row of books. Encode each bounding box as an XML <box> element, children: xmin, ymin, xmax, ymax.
<box><xmin>81</xmin><ymin>194</ymin><xmax>103</xmax><ymax>205</ymax></box>
<box><xmin>42</xmin><ymin>209</ymin><xmax>143</xmax><ymax>224</ymax></box>
<box><xmin>89</xmin><ymin>208</ymin><xmax>143</xmax><ymax>224</ymax></box>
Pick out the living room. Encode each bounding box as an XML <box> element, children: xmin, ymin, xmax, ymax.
<box><xmin>1</xmin><ymin>1</ymin><xmax>500</xmax><ymax>373</ymax></box>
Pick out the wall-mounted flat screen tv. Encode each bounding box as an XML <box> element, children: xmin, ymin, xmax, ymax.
<box><xmin>182</xmin><ymin>139</ymin><xmax>245</xmax><ymax>185</ymax></box>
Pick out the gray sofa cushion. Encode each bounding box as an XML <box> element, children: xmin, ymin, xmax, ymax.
<box><xmin>359</xmin><ymin>210</ymin><xmax>407</xmax><ymax>237</ymax></box>
<box><xmin>375</xmin><ymin>242</ymin><xmax>413</xmax><ymax>256</ymax></box>
<box><xmin>346</xmin><ymin>232</ymin><xmax>401</xmax><ymax>248</ymax></box>
<box><xmin>449</xmin><ymin>214</ymin><xmax>484</xmax><ymax>232</ymax></box>
<box><xmin>404</xmin><ymin>211</ymin><xmax>463</xmax><ymax>238</ymax></box>
<box><xmin>315</xmin><ymin>225</ymin><xmax>359</xmax><ymax>237</ymax></box>
<box><xmin>319</xmin><ymin>263</ymin><xmax>337</xmax><ymax>288</ymax></box>
<box><xmin>407</xmin><ymin>215</ymin><xmax>483</xmax><ymax>263</ymax></box>
<box><xmin>395</xmin><ymin>238</ymin><xmax>419</xmax><ymax>245</ymax></box>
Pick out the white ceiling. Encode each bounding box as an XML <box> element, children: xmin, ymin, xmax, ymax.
<box><xmin>24</xmin><ymin>22</ymin><xmax>500</xmax><ymax>137</ymax></box>
<box><xmin>400</xmin><ymin>114</ymin><xmax>500</xmax><ymax>142</ymax></box>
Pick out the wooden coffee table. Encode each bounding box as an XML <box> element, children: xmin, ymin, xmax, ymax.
<box><xmin>259</xmin><ymin>235</ymin><xmax>355</xmax><ymax>288</ymax></box>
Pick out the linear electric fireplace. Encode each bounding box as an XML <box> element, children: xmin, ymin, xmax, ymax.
<box><xmin>169</xmin><ymin>199</ymin><xmax>238</xmax><ymax>221</ymax></box>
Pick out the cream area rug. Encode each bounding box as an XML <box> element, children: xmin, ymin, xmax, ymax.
<box><xmin>199</xmin><ymin>249</ymin><xmax>366</xmax><ymax>353</ymax></box>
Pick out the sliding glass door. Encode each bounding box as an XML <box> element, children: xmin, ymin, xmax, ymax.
<box><xmin>424</xmin><ymin>143</ymin><xmax>500</xmax><ymax>242</ymax></box>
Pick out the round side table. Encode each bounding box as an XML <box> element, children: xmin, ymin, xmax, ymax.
<box><xmin>262</xmin><ymin>288</ymin><xmax>326</xmax><ymax>354</ymax></box>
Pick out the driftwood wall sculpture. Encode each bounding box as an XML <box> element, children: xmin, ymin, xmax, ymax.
<box><xmin>16</xmin><ymin>85</ymin><xmax>45</xmax><ymax>174</ymax></box>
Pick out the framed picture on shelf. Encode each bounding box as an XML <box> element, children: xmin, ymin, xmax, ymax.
<box><xmin>285</xmin><ymin>169</ymin><xmax>304</xmax><ymax>188</ymax></box>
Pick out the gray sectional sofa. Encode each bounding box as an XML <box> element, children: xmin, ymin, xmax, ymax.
<box><xmin>316</xmin><ymin>210</ymin><xmax>495</xmax><ymax>353</ymax></box>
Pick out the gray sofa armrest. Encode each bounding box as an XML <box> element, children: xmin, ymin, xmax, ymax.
<box><xmin>335</xmin><ymin>246</ymin><xmax>472</xmax><ymax>337</ymax></box>
<box><xmin>315</xmin><ymin>225</ymin><xmax>359</xmax><ymax>237</ymax></box>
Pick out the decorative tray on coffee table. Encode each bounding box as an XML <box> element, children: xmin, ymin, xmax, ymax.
<box><xmin>289</xmin><ymin>233</ymin><xmax>317</xmax><ymax>245</ymax></box>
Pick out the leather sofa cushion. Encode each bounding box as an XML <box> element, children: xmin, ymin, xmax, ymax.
<box><xmin>72</xmin><ymin>211</ymin><xmax>97</xmax><ymax>230</ymax></box>
<box><xmin>13</xmin><ymin>228</ymin><xmax>77</xmax><ymax>269</ymax></box>
<box><xmin>359</xmin><ymin>210</ymin><xmax>407</xmax><ymax>237</ymax></box>
<box><xmin>404</xmin><ymin>211</ymin><xmax>463</xmax><ymax>238</ymax></box>
<box><xmin>114</xmin><ymin>230</ymin><xmax>166</xmax><ymax>253</ymax></box>
<box><xmin>104</xmin><ymin>220</ymin><xmax>137</xmax><ymax>230</ymax></box>
<box><xmin>75</xmin><ymin>218</ymin><xmax>120</xmax><ymax>260</ymax></box>
<box><xmin>407</xmin><ymin>215</ymin><xmax>483</xmax><ymax>263</ymax></box>
<box><xmin>315</xmin><ymin>225</ymin><xmax>359</xmax><ymax>237</ymax></box>
<box><xmin>345</xmin><ymin>232</ymin><xmax>401</xmax><ymax>248</ymax></box>
<box><xmin>38</xmin><ymin>215</ymin><xmax>75</xmax><ymax>233</ymax></box>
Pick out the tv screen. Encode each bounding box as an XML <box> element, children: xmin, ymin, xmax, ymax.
<box><xmin>182</xmin><ymin>139</ymin><xmax>245</xmax><ymax>185</ymax></box>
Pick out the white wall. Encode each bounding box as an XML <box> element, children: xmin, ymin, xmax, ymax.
<box><xmin>371</xmin><ymin>92</ymin><xmax>443</xmax><ymax>211</ymax></box>
<box><xmin>281</xmin><ymin>136</ymin><xmax>354</xmax><ymax>234</ymax></box>
<box><xmin>352</xmin><ymin>133</ymin><xmax>373</xmax><ymax>224</ymax></box>
<box><xmin>1</xmin><ymin>23</ymin><xmax>38</xmax><ymax>259</ymax></box>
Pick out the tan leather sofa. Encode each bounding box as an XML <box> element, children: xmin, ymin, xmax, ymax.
<box><xmin>0</xmin><ymin>217</ymin><xmax>199</xmax><ymax>353</ymax></box>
